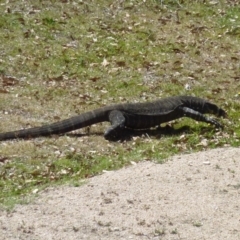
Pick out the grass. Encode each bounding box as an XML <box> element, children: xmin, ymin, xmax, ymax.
<box><xmin>0</xmin><ymin>0</ymin><xmax>240</xmax><ymax>209</ymax></box>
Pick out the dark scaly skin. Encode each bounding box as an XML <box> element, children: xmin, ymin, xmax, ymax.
<box><xmin>0</xmin><ymin>96</ymin><xmax>226</xmax><ymax>141</ymax></box>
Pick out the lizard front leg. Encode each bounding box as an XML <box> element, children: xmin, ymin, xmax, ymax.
<box><xmin>180</xmin><ymin>106</ymin><xmax>223</xmax><ymax>128</ymax></box>
<box><xmin>104</xmin><ymin>110</ymin><xmax>126</xmax><ymax>140</ymax></box>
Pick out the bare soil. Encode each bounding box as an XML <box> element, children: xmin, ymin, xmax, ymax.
<box><xmin>1</xmin><ymin>147</ymin><xmax>240</xmax><ymax>240</ymax></box>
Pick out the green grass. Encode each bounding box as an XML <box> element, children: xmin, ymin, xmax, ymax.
<box><xmin>0</xmin><ymin>0</ymin><xmax>240</xmax><ymax>209</ymax></box>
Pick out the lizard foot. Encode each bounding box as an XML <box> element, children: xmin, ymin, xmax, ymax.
<box><xmin>104</xmin><ymin>128</ymin><xmax>122</xmax><ymax>141</ymax></box>
<box><xmin>207</xmin><ymin>118</ymin><xmax>223</xmax><ymax>129</ymax></box>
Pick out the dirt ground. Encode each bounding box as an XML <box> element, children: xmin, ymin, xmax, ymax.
<box><xmin>0</xmin><ymin>147</ymin><xmax>240</xmax><ymax>240</ymax></box>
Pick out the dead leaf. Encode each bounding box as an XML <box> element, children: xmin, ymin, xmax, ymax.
<box><xmin>212</xmin><ymin>87</ymin><xmax>224</xmax><ymax>94</ymax></box>
<box><xmin>173</xmin><ymin>48</ymin><xmax>183</xmax><ymax>53</ymax></box>
<box><xmin>102</xmin><ymin>58</ymin><xmax>109</xmax><ymax>67</ymax></box>
<box><xmin>196</xmin><ymin>139</ymin><xmax>208</xmax><ymax>147</ymax></box>
<box><xmin>0</xmin><ymin>157</ymin><xmax>8</xmax><ymax>163</ymax></box>
<box><xmin>0</xmin><ymin>88</ymin><xmax>9</xmax><ymax>93</ymax></box>
<box><xmin>89</xmin><ymin>77</ymin><xmax>100</xmax><ymax>82</ymax></box>
<box><xmin>116</xmin><ymin>61</ymin><xmax>126</xmax><ymax>67</ymax></box>
<box><xmin>47</xmin><ymin>75</ymin><xmax>64</xmax><ymax>82</ymax></box>
<box><xmin>0</xmin><ymin>75</ymin><xmax>19</xmax><ymax>87</ymax></box>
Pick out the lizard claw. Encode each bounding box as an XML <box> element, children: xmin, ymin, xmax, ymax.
<box><xmin>208</xmin><ymin>118</ymin><xmax>223</xmax><ymax>129</ymax></box>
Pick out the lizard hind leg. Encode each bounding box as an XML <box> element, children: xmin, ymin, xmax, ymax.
<box><xmin>104</xmin><ymin>110</ymin><xmax>126</xmax><ymax>140</ymax></box>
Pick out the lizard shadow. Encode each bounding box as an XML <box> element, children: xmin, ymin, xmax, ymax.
<box><xmin>67</xmin><ymin>125</ymin><xmax>216</xmax><ymax>142</ymax></box>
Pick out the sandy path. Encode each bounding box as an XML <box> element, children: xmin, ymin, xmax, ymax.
<box><xmin>1</xmin><ymin>147</ymin><xmax>240</xmax><ymax>240</ymax></box>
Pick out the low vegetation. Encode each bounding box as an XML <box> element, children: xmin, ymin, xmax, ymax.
<box><xmin>0</xmin><ymin>0</ymin><xmax>239</xmax><ymax>209</ymax></box>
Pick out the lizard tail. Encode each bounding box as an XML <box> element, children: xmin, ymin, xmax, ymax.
<box><xmin>0</xmin><ymin>109</ymin><xmax>109</xmax><ymax>141</ymax></box>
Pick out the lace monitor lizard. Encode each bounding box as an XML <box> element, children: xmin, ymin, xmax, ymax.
<box><xmin>0</xmin><ymin>96</ymin><xmax>226</xmax><ymax>141</ymax></box>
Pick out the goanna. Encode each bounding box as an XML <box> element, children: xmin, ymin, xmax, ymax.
<box><xmin>0</xmin><ymin>96</ymin><xmax>226</xmax><ymax>141</ymax></box>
